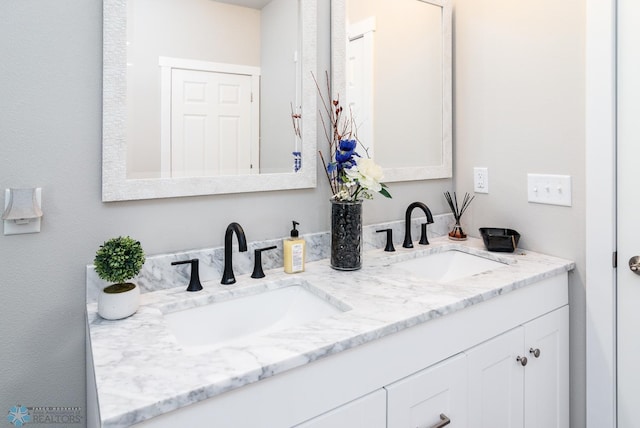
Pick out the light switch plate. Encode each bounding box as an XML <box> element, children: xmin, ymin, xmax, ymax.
<box><xmin>527</xmin><ymin>174</ymin><xmax>572</xmax><ymax>206</ymax></box>
<box><xmin>474</xmin><ymin>167</ymin><xmax>489</xmax><ymax>194</ymax></box>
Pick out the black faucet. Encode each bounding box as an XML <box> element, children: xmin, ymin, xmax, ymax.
<box><xmin>403</xmin><ymin>202</ymin><xmax>434</xmax><ymax>248</ymax></box>
<box><xmin>221</xmin><ymin>222</ymin><xmax>248</xmax><ymax>284</ymax></box>
<box><xmin>251</xmin><ymin>245</ymin><xmax>277</xmax><ymax>279</ymax></box>
<box><xmin>171</xmin><ymin>259</ymin><xmax>203</xmax><ymax>292</ymax></box>
<box><xmin>376</xmin><ymin>229</ymin><xmax>396</xmax><ymax>252</ymax></box>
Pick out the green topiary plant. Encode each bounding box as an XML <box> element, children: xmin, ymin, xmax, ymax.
<box><xmin>94</xmin><ymin>236</ymin><xmax>146</xmax><ymax>293</ymax></box>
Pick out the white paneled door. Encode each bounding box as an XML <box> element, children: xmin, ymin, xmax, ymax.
<box><xmin>170</xmin><ymin>69</ymin><xmax>256</xmax><ymax>177</ymax></box>
<box><xmin>346</xmin><ymin>18</ymin><xmax>375</xmax><ymax>158</ymax></box>
<box><xmin>617</xmin><ymin>0</ymin><xmax>640</xmax><ymax>425</ymax></box>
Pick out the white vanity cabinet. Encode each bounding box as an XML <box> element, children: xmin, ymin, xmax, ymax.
<box><xmin>92</xmin><ymin>262</ymin><xmax>572</xmax><ymax>428</ymax></box>
<box><xmin>467</xmin><ymin>306</ymin><xmax>569</xmax><ymax>428</ymax></box>
<box><xmin>385</xmin><ymin>306</ymin><xmax>568</xmax><ymax>428</ymax></box>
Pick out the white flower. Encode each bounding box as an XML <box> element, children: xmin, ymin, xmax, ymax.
<box><xmin>346</xmin><ymin>159</ymin><xmax>384</xmax><ymax>192</ymax></box>
<box><xmin>333</xmin><ymin>189</ymin><xmax>352</xmax><ymax>201</ymax></box>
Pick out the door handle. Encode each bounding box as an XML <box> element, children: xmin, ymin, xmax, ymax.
<box><xmin>424</xmin><ymin>413</ymin><xmax>451</xmax><ymax>428</ymax></box>
<box><xmin>629</xmin><ymin>256</ymin><xmax>640</xmax><ymax>274</ymax></box>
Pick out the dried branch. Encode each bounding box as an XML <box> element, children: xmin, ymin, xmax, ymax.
<box><xmin>290</xmin><ymin>102</ymin><xmax>302</xmax><ymax>139</ymax></box>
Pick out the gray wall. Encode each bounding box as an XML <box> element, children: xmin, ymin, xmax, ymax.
<box><xmin>0</xmin><ymin>0</ymin><xmax>585</xmax><ymax>426</ymax></box>
<box><xmin>453</xmin><ymin>0</ymin><xmax>586</xmax><ymax>426</ymax></box>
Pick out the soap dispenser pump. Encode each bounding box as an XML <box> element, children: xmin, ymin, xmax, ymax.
<box><xmin>283</xmin><ymin>220</ymin><xmax>306</xmax><ymax>273</ymax></box>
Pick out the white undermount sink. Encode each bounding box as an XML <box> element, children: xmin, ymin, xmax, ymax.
<box><xmin>392</xmin><ymin>250</ymin><xmax>507</xmax><ymax>282</ymax></box>
<box><xmin>165</xmin><ymin>283</ymin><xmax>347</xmax><ymax>350</ymax></box>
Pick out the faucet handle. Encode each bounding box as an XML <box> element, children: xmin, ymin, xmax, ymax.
<box><xmin>376</xmin><ymin>229</ymin><xmax>395</xmax><ymax>252</ymax></box>
<box><xmin>171</xmin><ymin>259</ymin><xmax>203</xmax><ymax>292</ymax></box>
<box><xmin>251</xmin><ymin>245</ymin><xmax>277</xmax><ymax>279</ymax></box>
<box><xmin>419</xmin><ymin>223</ymin><xmax>430</xmax><ymax>245</ymax></box>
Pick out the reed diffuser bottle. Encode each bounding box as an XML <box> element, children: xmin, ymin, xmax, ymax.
<box><xmin>444</xmin><ymin>191</ymin><xmax>474</xmax><ymax>240</ymax></box>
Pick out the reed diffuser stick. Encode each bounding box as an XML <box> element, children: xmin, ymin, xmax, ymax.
<box><xmin>444</xmin><ymin>191</ymin><xmax>474</xmax><ymax>240</ymax></box>
<box><xmin>444</xmin><ymin>191</ymin><xmax>474</xmax><ymax>222</ymax></box>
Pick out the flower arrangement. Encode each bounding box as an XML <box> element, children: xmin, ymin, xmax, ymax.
<box><xmin>313</xmin><ymin>72</ymin><xmax>391</xmax><ymax>201</ymax></box>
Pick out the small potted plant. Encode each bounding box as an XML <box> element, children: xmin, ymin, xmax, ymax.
<box><xmin>94</xmin><ymin>236</ymin><xmax>146</xmax><ymax>320</ymax></box>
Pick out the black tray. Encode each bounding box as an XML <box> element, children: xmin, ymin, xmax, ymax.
<box><xmin>479</xmin><ymin>228</ymin><xmax>521</xmax><ymax>252</ymax></box>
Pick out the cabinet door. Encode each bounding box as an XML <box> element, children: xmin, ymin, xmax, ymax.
<box><xmin>386</xmin><ymin>353</ymin><xmax>467</xmax><ymax>428</ymax></box>
<box><xmin>523</xmin><ymin>306</ymin><xmax>569</xmax><ymax>428</ymax></box>
<box><xmin>294</xmin><ymin>389</ymin><xmax>386</xmax><ymax>428</ymax></box>
<box><xmin>466</xmin><ymin>327</ymin><xmax>525</xmax><ymax>428</ymax></box>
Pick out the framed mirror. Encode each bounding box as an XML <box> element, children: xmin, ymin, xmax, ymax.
<box><xmin>331</xmin><ymin>0</ymin><xmax>452</xmax><ymax>182</ymax></box>
<box><xmin>102</xmin><ymin>0</ymin><xmax>317</xmax><ymax>201</ymax></box>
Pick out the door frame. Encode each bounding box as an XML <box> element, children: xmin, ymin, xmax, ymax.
<box><xmin>585</xmin><ymin>0</ymin><xmax>617</xmax><ymax>426</ymax></box>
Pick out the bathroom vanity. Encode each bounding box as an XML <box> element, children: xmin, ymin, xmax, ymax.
<box><xmin>87</xmin><ymin>236</ymin><xmax>573</xmax><ymax>428</ymax></box>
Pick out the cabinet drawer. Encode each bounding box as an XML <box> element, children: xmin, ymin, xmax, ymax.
<box><xmin>294</xmin><ymin>389</ymin><xmax>386</xmax><ymax>428</ymax></box>
<box><xmin>386</xmin><ymin>353</ymin><xmax>467</xmax><ymax>428</ymax></box>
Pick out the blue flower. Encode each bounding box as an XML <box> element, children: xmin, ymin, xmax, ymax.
<box><xmin>335</xmin><ymin>150</ymin><xmax>354</xmax><ymax>163</ymax></box>
<box><xmin>335</xmin><ymin>139</ymin><xmax>359</xmax><ymax>168</ymax></box>
<box><xmin>339</xmin><ymin>139</ymin><xmax>357</xmax><ymax>152</ymax></box>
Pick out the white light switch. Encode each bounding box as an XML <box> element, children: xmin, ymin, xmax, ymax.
<box><xmin>527</xmin><ymin>174</ymin><xmax>572</xmax><ymax>206</ymax></box>
<box><xmin>474</xmin><ymin>167</ymin><xmax>489</xmax><ymax>194</ymax></box>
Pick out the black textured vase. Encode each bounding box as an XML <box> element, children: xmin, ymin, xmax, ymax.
<box><xmin>331</xmin><ymin>200</ymin><xmax>363</xmax><ymax>271</ymax></box>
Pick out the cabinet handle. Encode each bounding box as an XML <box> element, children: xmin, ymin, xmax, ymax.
<box><xmin>529</xmin><ymin>347</ymin><xmax>541</xmax><ymax>358</ymax></box>
<box><xmin>424</xmin><ymin>413</ymin><xmax>451</xmax><ymax>428</ymax></box>
<box><xmin>517</xmin><ymin>356</ymin><xmax>528</xmax><ymax>366</ymax></box>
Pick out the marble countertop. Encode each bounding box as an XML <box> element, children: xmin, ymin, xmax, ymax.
<box><xmin>87</xmin><ymin>236</ymin><xmax>574</xmax><ymax>427</ymax></box>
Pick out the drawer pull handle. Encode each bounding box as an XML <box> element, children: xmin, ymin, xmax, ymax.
<box><xmin>529</xmin><ymin>347</ymin><xmax>541</xmax><ymax>358</ymax></box>
<box><xmin>427</xmin><ymin>413</ymin><xmax>451</xmax><ymax>428</ymax></box>
<box><xmin>517</xmin><ymin>355</ymin><xmax>528</xmax><ymax>366</ymax></box>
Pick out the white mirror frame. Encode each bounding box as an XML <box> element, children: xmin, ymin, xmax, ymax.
<box><xmin>330</xmin><ymin>0</ymin><xmax>452</xmax><ymax>182</ymax></box>
<box><xmin>102</xmin><ymin>0</ymin><xmax>317</xmax><ymax>201</ymax></box>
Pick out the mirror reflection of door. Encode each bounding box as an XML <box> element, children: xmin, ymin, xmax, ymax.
<box><xmin>346</xmin><ymin>0</ymin><xmax>444</xmax><ymax>169</ymax></box>
<box><xmin>162</xmin><ymin>61</ymin><xmax>260</xmax><ymax>178</ymax></box>
<box><xmin>347</xmin><ymin>18</ymin><xmax>376</xmax><ymax>158</ymax></box>
<box><xmin>125</xmin><ymin>0</ymin><xmax>299</xmax><ymax>179</ymax></box>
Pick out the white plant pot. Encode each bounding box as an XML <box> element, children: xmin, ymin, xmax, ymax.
<box><xmin>98</xmin><ymin>283</ymin><xmax>140</xmax><ymax>320</ymax></box>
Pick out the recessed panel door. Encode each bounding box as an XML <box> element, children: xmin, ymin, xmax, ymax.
<box><xmin>523</xmin><ymin>307</ymin><xmax>569</xmax><ymax>428</ymax></box>
<box><xmin>617</xmin><ymin>0</ymin><xmax>640</xmax><ymax>425</ymax></box>
<box><xmin>466</xmin><ymin>328</ymin><xmax>524</xmax><ymax>428</ymax></box>
<box><xmin>346</xmin><ymin>19</ymin><xmax>375</xmax><ymax>157</ymax></box>
<box><xmin>171</xmin><ymin>69</ymin><xmax>254</xmax><ymax>177</ymax></box>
